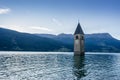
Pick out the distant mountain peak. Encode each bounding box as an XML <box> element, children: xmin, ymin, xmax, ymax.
<box><xmin>85</xmin><ymin>33</ymin><xmax>113</xmax><ymax>39</ymax></box>
<box><xmin>57</xmin><ymin>33</ymin><xmax>73</xmax><ymax>38</ymax></box>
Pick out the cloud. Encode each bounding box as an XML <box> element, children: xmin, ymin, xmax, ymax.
<box><xmin>52</xmin><ymin>18</ymin><xmax>62</xmax><ymax>26</ymax></box>
<box><xmin>0</xmin><ymin>25</ymin><xmax>53</xmax><ymax>33</ymax></box>
<box><xmin>31</xmin><ymin>26</ymin><xmax>53</xmax><ymax>32</ymax></box>
<box><xmin>0</xmin><ymin>8</ymin><xmax>11</xmax><ymax>14</ymax></box>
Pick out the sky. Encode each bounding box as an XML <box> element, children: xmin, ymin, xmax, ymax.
<box><xmin>0</xmin><ymin>0</ymin><xmax>120</xmax><ymax>39</ymax></box>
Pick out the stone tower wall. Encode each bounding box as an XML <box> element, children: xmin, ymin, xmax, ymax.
<box><xmin>74</xmin><ymin>34</ymin><xmax>84</xmax><ymax>55</ymax></box>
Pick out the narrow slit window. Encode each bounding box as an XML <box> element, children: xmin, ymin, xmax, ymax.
<box><xmin>81</xmin><ymin>36</ymin><xmax>84</xmax><ymax>40</ymax></box>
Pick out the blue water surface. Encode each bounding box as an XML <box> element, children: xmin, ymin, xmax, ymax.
<box><xmin>0</xmin><ymin>52</ymin><xmax>120</xmax><ymax>80</ymax></box>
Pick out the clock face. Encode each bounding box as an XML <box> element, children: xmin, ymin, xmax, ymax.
<box><xmin>75</xmin><ymin>40</ymin><xmax>79</xmax><ymax>44</ymax></box>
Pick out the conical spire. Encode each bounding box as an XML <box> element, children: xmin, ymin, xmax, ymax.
<box><xmin>74</xmin><ymin>22</ymin><xmax>84</xmax><ymax>35</ymax></box>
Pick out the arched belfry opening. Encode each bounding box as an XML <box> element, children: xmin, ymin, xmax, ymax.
<box><xmin>76</xmin><ymin>35</ymin><xmax>79</xmax><ymax>39</ymax></box>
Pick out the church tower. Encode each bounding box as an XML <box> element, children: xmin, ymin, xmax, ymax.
<box><xmin>74</xmin><ymin>22</ymin><xmax>85</xmax><ymax>56</ymax></box>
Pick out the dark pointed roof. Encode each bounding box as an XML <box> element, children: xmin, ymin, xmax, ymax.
<box><xmin>74</xmin><ymin>22</ymin><xmax>84</xmax><ymax>35</ymax></box>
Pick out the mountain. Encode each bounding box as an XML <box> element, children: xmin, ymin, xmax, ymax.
<box><xmin>35</xmin><ymin>33</ymin><xmax>120</xmax><ymax>52</ymax></box>
<box><xmin>85</xmin><ymin>33</ymin><xmax>120</xmax><ymax>52</ymax></box>
<box><xmin>35</xmin><ymin>33</ymin><xmax>73</xmax><ymax>44</ymax></box>
<box><xmin>0</xmin><ymin>28</ymin><xmax>72</xmax><ymax>51</ymax></box>
<box><xmin>0</xmin><ymin>27</ymin><xmax>120</xmax><ymax>52</ymax></box>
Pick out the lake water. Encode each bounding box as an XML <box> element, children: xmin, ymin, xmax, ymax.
<box><xmin>0</xmin><ymin>52</ymin><xmax>120</xmax><ymax>80</ymax></box>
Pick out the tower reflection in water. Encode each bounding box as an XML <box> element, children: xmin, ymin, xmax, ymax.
<box><xmin>73</xmin><ymin>55</ymin><xmax>86</xmax><ymax>79</ymax></box>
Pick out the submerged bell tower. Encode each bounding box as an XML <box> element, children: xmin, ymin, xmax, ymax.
<box><xmin>74</xmin><ymin>22</ymin><xmax>85</xmax><ymax>56</ymax></box>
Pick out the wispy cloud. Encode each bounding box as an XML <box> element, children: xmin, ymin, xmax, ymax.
<box><xmin>0</xmin><ymin>8</ymin><xmax>11</xmax><ymax>14</ymax></box>
<box><xmin>31</xmin><ymin>26</ymin><xmax>53</xmax><ymax>32</ymax></box>
<box><xmin>52</xmin><ymin>18</ymin><xmax>62</xmax><ymax>26</ymax></box>
<box><xmin>0</xmin><ymin>25</ymin><xmax>53</xmax><ymax>33</ymax></box>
